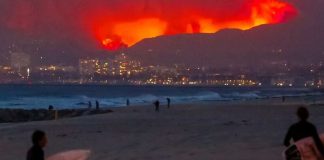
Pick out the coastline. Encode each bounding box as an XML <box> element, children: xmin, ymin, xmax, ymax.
<box><xmin>0</xmin><ymin>108</ymin><xmax>113</xmax><ymax>123</ymax></box>
<box><xmin>1</xmin><ymin>101</ymin><xmax>324</xmax><ymax>160</ymax></box>
<box><xmin>0</xmin><ymin>94</ymin><xmax>323</xmax><ymax>123</ymax></box>
<box><xmin>0</xmin><ymin>85</ymin><xmax>323</xmax><ymax>110</ymax></box>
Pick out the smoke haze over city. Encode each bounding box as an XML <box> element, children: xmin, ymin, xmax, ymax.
<box><xmin>0</xmin><ymin>0</ymin><xmax>323</xmax><ymax>67</ymax></box>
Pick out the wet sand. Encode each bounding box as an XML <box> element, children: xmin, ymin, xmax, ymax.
<box><xmin>1</xmin><ymin>102</ymin><xmax>324</xmax><ymax>160</ymax></box>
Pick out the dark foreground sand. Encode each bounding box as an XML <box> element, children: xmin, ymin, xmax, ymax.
<box><xmin>1</xmin><ymin>103</ymin><xmax>324</xmax><ymax>160</ymax></box>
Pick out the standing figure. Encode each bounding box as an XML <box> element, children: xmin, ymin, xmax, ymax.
<box><xmin>282</xmin><ymin>96</ymin><xmax>286</xmax><ymax>103</ymax></box>
<box><xmin>283</xmin><ymin>107</ymin><xmax>324</xmax><ymax>159</ymax></box>
<box><xmin>48</xmin><ymin>105</ymin><xmax>54</xmax><ymax>111</ymax></box>
<box><xmin>26</xmin><ymin>130</ymin><xmax>48</xmax><ymax>160</ymax></box>
<box><xmin>95</xmin><ymin>100</ymin><xmax>100</xmax><ymax>110</ymax></box>
<box><xmin>88</xmin><ymin>101</ymin><xmax>92</xmax><ymax>109</ymax></box>
<box><xmin>166</xmin><ymin>98</ymin><xmax>171</xmax><ymax>109</ymax></box>
<box><xmin>154</xmin><ymin>100</ymin><xmax>160</xmax><ymax>112</ymax></box>
<box><xmin>126</xmin><ymin>99</ymin><xmax>130</xmax><ymax>106</ymax></box>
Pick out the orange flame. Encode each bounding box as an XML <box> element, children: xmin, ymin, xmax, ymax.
<box><xmin>88</xmin><ymin>0</ymin><xmax>297</xmax><ymax>50</ymax></box>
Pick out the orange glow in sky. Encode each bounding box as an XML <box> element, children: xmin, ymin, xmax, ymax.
<box><xmin>88</xmin><ymin>0</ymin><xmax>297</xmax><ymax>50</ymax></box>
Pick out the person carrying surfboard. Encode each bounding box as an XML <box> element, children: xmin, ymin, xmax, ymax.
<box><xmin>26</xmin><ymin>130</ymin><xmax>47</xmax><ymax>160</ymax></box>
<box><xmin>283</xmin><ymin>107</ymin><xmax>324</xmax><ymax>159</ymax></box>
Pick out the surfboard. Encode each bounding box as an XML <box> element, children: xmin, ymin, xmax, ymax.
<box><xmin>283</xmin><ymin>134</ymin><xmax>324</xmax><ymax>160</ymax></box>
<box><xmin>283</xmin><ymin>144</ymin><xmax>302</xmax><ymax>160</ymax></box>
<box><xmin>47</xmin><ymin>149</ymin><xmax>91</xmax><ymax>160</ymax></box>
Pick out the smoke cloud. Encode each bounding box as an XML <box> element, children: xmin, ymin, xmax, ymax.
<box><xmin>0</xmin><ymin>0</ymin><xmax>297</xmax><ymax>50</ymax></box>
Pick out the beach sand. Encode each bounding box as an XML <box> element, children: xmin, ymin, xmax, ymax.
<box><xmin>1</xmin><ymin>102</ymin><xmax>324</xmax><ymax>160</ymax></box>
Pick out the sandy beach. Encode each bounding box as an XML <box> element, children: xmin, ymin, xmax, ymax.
<box><xmin>1</xmin><ymin>102</ymin><xmax>324</xmax><ymax>160</ymax></box>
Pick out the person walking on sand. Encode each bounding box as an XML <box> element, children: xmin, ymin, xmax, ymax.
<box><xmin>154</xmin><ymin>100</ymin><xmax>160</xmax><ymax>112</ymax></box>
<box><xmin>126</xmin><ymin>99</ymin><xmax>130</xmax><ymax>106</ymax></box>
<box><xmin>27</xmin><ymin>130</ymin><xmax>48</xmax><ymax>160</ymax></box>
<box><xmin>96</xmin><ymin>100</ymin><xmax>100</xmax><ymax>110</ymax></box>
<box><xmin>283</xmin><ymin>107</ymin><xmax>324</xmax><ymax>158</ymax></box>
<box><xmin>166</xmin><ymin>98</ymin><xmax>171</xmax><ymax>109</ymax></box>
<box><xmin>88</xmin><ymin>101</ymin><xmax>92</xmax><ymax>109</ymax></box>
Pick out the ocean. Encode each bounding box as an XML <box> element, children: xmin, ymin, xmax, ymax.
<box><xmin>0</xmin><ymin>85</ymin><xmax>323</xmax><ymax>109</ymax></box>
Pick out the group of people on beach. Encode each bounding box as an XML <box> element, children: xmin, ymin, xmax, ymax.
<box><xmin>125</xmin><ymin>97</ymin><xmax>171</xmax><ymax>112</ymax></box>
<box><xmin>85</xmin><ymin>97</ymin><xmax>171</xmax><ymax>111</ymax></box>
<box><xmin>88</xmin><ymin>100</ymin><xmax>100</xmax><ymax>110</ymax></box>
<box><xmin>26</xmin><ymin>97</ymin><xmax>171</xmax><ymax>160</ymax></box>
<box><xmin>153</xmin><ymin>97</ymin><xmax>171</xmax><ymax>112</ymax></box>
<box><xmin>26</xmin><ymin>105</ymin><xmax>324</xmax><ymax>160</ymax></box>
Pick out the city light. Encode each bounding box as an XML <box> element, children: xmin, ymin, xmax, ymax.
<box><xmin>0</xmin><ymin>51</ymin><xmax>323</xmax><ymax>87</ymax></box>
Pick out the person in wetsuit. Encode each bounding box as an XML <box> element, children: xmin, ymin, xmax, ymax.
<box><xmin>26</xmin><ymin>130</ymin><xmax>47</xmax><ymax>160</ymax></box>
<box><xmin>284</xmin><ymin>107</ymin><xmax>324</xmax><ymax>157</ymax></box>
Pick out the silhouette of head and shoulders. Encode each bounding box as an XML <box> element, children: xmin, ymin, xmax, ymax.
<box><xmin>27</xmin><ymin>130</ymin><xmax>47</xmax><ymax>160</ymax></box>
<box><xmin>289</xmin><ymin>107</ymin><xmax>317</xmax><ymax>141</ymax></box>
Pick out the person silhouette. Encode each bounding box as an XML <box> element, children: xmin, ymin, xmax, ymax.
<box><xmin>284</xmin><ymin>107</ymin><xmax>324</xmax><ymax>158</ymax></box>
<box><xmin>48</xmin><ymin>105</ymin><xmax>54</xmax><ymax>111</ymax></box>
<box><xmin>166</xmin><ymin>98</ymin><xmax>171</xmax><ymax>109</ymax></box>
<box><xmin>26</xmin><ymin>130</ymin><xmax>47</xmax><ymax>160</ymax></box>
<box><xmin>126</xmin><ymin>99</ymin><xmax>130</xmax><ymax>106</ymax></box>
<box><xmin>88</xmin><ymin>101</ymin><xmax>92</xmax><ymax>109</ymax></box>
<box><xmin>95</xmin><ymin>100</ymin><xmax>100</xmax><ymax>110</ymax></box>
<box><xmin>154</xmin><ymin>100</ymin><xmax>160</xmax><ymax>112</ymax></box>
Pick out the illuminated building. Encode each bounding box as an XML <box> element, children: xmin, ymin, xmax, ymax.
<box><xmin>79</xmin><ymin>59</ymin><xmax>99</xmax><ymax>76</ymax></box>
<box><xmin>206</xmin><ymin>79</ymin><xmax>258</xmax><ymax>86</ymax></box>
<box><xmin>78</xmin><ymin>55</ymin><xmax>142</xmax><ymax>78</ymax></box>
<box><xmin>0</xmin><ymin>66</ymin><xmax>14</xmax><ymax>74</ymax></box>
<box><xmin>98</xmin><ymin>59</ymin><xmax>114</xmax><ymax>75</ymax></box>
<box><xmin>115</xmin><ymin>53</ymin><xmax>128</xmax><ymax>76</ymax></box>
<box><xmin>271</xmin><ymin>78</ymin><xmax>294</xmax><ymax>87</ymax></box>
<box><xmin>114</xmin><ymin>53</ymin><xmax>142</xmax><ymax>76</ymax></box>
<box><xmin>10</xmin><ymin>52</ymin><xmax>31</xmax><ymax>78</ymax></box>
<box><xmin>38</xmin><ymin>65</ymin><xmax>76</xmax><ymax>72</ymax></box>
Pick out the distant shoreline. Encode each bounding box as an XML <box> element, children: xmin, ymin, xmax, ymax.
<box><xmin>1</xmin><ymin>94</ymin><xmax>323</xmax><ymax>123</ymax></box>
<box><xmin>0</xmin><ymin>108</ymin><xmax>113</xmax><ymax>123</ymax></box>
<box><xmin>0</xmin><ymin>93</ymin><xmax>323</xmax><ymax>110</ymax></box>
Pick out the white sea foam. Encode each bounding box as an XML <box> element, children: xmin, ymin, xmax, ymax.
<box><xmin>0</xmin><ymin>86</ymin><xmax>323</xmax><ymax>109</ymax></box>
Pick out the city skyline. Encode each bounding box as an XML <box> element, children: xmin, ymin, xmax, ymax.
<box><xmin>0</xmin><ymin>51</ymin><xmax>323</xmax><ymax>87</ymax></box>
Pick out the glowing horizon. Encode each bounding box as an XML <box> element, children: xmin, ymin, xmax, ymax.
<box><xmin>88</xmin><ymin>0</ymin><xmax>297</xmax><ymax>50</ymax></box>
<box><xmin>0</xmin><ymin>0</ymin><xmax>298</xmax><ymax>51</ymax></box>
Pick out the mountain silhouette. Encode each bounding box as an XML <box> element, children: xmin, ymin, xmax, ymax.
<box><xmin>127</xmin><ymin>0</ymin><xmax>324</xmax><ymax>67</ymax></box>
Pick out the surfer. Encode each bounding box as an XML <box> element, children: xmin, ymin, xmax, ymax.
<box><xmin>26</xmin><ymin>130</ymin><xmax>47</xmax><ymax>160</ymax></box>
<box><xmin>283</xmin><ymin>107</ymin><xmax>324</xmax><ymax>157</ymax></box>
